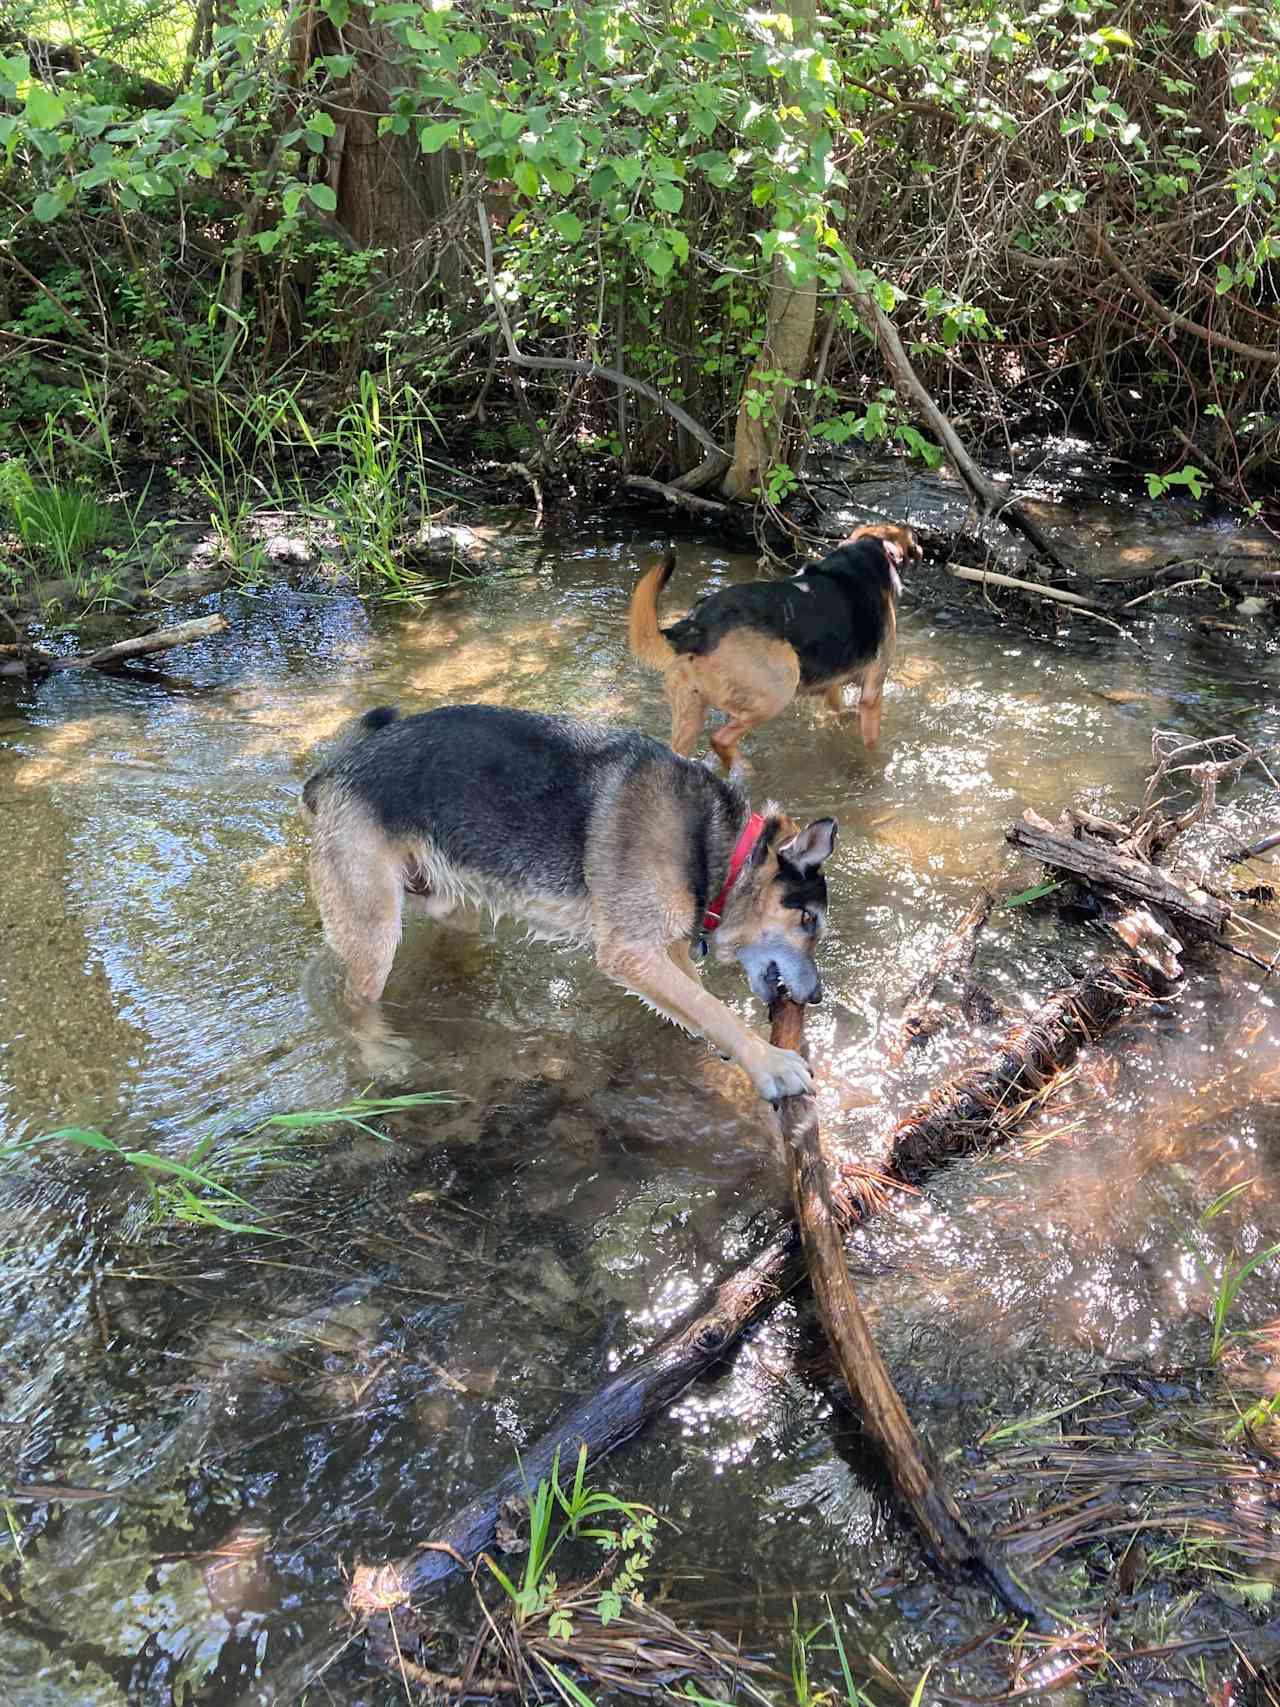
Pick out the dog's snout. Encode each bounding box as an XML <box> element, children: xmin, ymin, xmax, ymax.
<box><xmin>807</xmin><ymin>982</ymin><xmax>823</xmax><ymax>1005</ymax></box>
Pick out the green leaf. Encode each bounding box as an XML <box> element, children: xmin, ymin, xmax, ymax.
<box><xmin>307</xmin><ymin>182</ymin><xmax>338</xmax><ymax>211</ymax></box>
<box><xmin>257</xmin><ymin>226</ymin><xmax>284</xmax><ymax>253</ymax></box>
<box><xmin>640</xmin><ymin>239</ymin><xmax>674</xmax><ymax>279</ymax></box>
<box><xmin>513</xmin><ymin>159</ymin><xmax>540</xmax><ymax>196</ymax></box>
<box><xmin>996</xmin><ymin>880</ymin><xmax>1063</xmax><ymax>911</ymax></box>
<box><xmin>613</xmin><ymin>157</ymin><xmax>644</xmax><ymax>189</ymax></box>
<box><xmin>39</xmin><ymin>1126</ymin><xmax>122</xmax><ymax>1153</ymax></box>
<box><xmin>307</xmin><ymin>110</ymin><xmax>336</xmax><ymax>137</ymax></box>
<box><xmin>32</xmin><ymin>189</ymin><xmax>68</xmax><ymax>223</ymax></box>
<box><xmin>25</xmin><ymin>83</ymin><xmax>66</xmax><ymax>129</ymax></box>
<box><xmin>551</xmin><ymin>209</ymin><xmax>584</xmax><ymax>242</ymax></box>
<box><xmin>418</xmin><ymin>120</ymin><xmax>458</xmax><ymax>154</ymax></box>
<box><xmin>652</xmin><ymin>180</ymin><xmax>683</xmax><ymax>213</ymax></box>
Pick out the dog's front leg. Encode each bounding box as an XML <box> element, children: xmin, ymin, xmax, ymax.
<box><xmin>596</xmin><ymin>942</ymin><xmax>813</xmax><ymax>1102</ymax></box>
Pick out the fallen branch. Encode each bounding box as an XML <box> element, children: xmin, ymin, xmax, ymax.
<box><xmin>896</xmin><ymin>889</ymin><xmax>995</xmax><ymax>1055</ymax></box>
<box><xmin>351</xmin><ymin>945</ymin><xmax>1161</xmax><ymax>1620</ymax></box>
<box><xmin>1007</xmin><ymin>816</ymin><xmax>1229</xmax><ymax>939</ymax></box>
<box><xmin>1096</xmin><ymin>558</ymin><xmax>1280</xmax><ymax>588</ymax></box>
<box><xmin>624</xmin><ymin>475</ymin><xmax>737</xmax><ymax>523</ymax></box>
<box><xmin>770</xmin><ymin>996</ymin><xmax>1048</xmax><ymax>1627</ymax></box>
<box><xmin>1234</xmin><ymin>829</ymin><xmax>1280</xmax><ymax>862</ymax></box>
<box><xmin>478</xmin><ymin>208</ymin><xmax>729</xmax><ymax>471</ymax></box>
<box><xmin>947</xmin><ymin>564</ymin><xmax>1101</xmax><ymax>611</ymax></box>
<box><xmin>1</xmin><ymin>615</ymin><xmax>229</xmax><ymax>678</ymax></box>
<box><xmin>839</xmin><ymin>268</ymin><xmax>1074</xmax><ymax>575</ymax></box>
<box><xmin>63</xmin><ymin>615</ymin><xmax>229</xmax><ymax>673</ymax></box>
<box><xmin>882</xmin><ymin>950</ymin><xmax>1158</xmax><ymax>1188</ymax></box>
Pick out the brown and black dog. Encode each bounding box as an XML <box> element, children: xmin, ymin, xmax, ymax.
<box><xmin>304</xmin><ymin>703</ymin><xmax>838</xmax><ymax>1102</ymax></box>
<box><xmin>628</xmin><ymin>523</ymin><xmax>921</xmax><ymax>771</ymax></box>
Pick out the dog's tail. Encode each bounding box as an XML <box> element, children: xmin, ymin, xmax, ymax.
<box><xmin>302</xmin><ymin>706</ymin><xmax>401</xmax><ymax>814</ymax></box>
<box><xmin>627</xmin><ymin>549</ymin><xmax>678</xmax><ymax>671</ymax></box>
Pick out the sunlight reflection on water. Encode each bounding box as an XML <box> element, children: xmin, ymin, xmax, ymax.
<box><xmin>0</xmin><ymin>531</ymin><xmax>1278</xmax><ymax>1700</ymax></box>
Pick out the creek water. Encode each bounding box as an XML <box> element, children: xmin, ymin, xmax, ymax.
<box><xmin>1</xmin><ymin>507</ymin><xmax>1279</xmax><ymax>1704</ymax></box>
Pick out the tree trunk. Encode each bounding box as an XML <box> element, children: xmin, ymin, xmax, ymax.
<box><xmin>314</xmin><ymin>7</ymin><xmax>461</xmax><ymax>294</ymax></box>
<box><xmin>721</xmin><ymin>0</ymin><xmax>818</xmax><ymax>501</ymax></box>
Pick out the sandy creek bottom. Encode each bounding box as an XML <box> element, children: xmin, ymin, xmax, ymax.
<box><xmin>1</xmin><ymin>524</ymin><xmax>1278</xmax><ymax>1704</ymax></box>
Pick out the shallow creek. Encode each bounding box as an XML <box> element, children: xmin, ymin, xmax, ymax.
<box><xmin>1</xmin><ymin>515</ymin><xmax>1279</xmax><ymax>1704</ymax></box>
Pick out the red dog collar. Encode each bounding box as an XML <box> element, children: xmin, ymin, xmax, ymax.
<box><xmin>702</xmin><ymin>812</ymin><xmax>766</xmax><ymax>934</ymax></box>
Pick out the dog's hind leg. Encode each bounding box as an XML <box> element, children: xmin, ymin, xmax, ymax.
<box><xmin>709</xmin><ymin>709</ymin><xmax>773</xmax><ymax>774</ymax></box>
<box><xmin>706</xmin><ymin>640</ymin><xmax>799</xmax><ymax>772</ymax></box>
<box><xmin>857</xmin><ymin>657</ymin><xmax>891</xmax><ymax>750</ymax></box>
<box><xmin>666</xmin><ymin>671</ymin><xmax>708</xmax><ymax>757</ymax></box>
<box><xmin>311</xmin><ymin>822</ymin><xmax>405</xmax><ymax>1004</ymax></box>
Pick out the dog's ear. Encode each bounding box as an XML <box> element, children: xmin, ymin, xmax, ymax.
<box><xmin>779</xmin><ymin>818</ymin><xmax>837</xmax><ymax>874</ymax></box>
<box><xmin>753</xmin><ymin>813</ymin><xmax>795</xmax><ymax>867</ymax></box>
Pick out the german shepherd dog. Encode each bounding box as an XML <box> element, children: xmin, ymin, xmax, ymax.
<box><xmin>303</xmin><ymin>704</ymin><xmax>837</xmax><ymax>1102</ymax></box>
<box><xmin>628</xmin><ymin>523</ymin><xmax>921</xmax><ymax>771</ymax></box>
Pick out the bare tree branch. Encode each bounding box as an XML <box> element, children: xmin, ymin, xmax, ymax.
<box><xmin>478</xmin><ymin>206</ymin><xmax>729</xmax><ymax>472</ymax></box>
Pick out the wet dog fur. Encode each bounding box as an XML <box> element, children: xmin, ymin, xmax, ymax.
<box><xmin>303</xmin><ymin>704</ymin><xmax>837</xmax><ymax>1102</ymax></box>
<box><xmin>628</xmin><ymin>523</ymin><xmax>921</xmax><ymax>770</ymax></box>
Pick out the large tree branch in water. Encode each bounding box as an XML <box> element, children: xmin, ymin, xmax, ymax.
<box><xmin>769</xmin><ymin>994</ymin><xmax>1047</xmax><ymax>1623</ymax></box>
<box><xmin>478</xmin><ymin>207</ymin><xmax>729</xmax><ymax>472</ymax></box>
<box><xmin>349</xmin><ymin>918</ymin><xmax>1167</xmax><ymax>1626</ymax></box>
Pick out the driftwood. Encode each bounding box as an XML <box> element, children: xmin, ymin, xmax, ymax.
<box><xmin>769</xmin><ymin>997</ymin><xmax>1049</xmax><ymax>1627</ymax></box>
<box><xmin>1097</xmin><ymin>559</ymin><xmax>1280</xmax><ymax>588</ymax></box>
<box><xmin>1235</xmin><ymin>829</ymin><xmax>1280</xmax><ymax>862</ymax></box>
<box><xmin>624</xmin><ymin>475</ymin><xmax>737</xmax><ymax>524</ymax></box>
<box><xmin>0</xmin><ymin>615</ymin><xmax>229</xmax><ymax>679</ymax></box>
<box><xmin>1007</xmin><ymin>815</ymin><xmax>1230</xmax><ymax>939</ymax></box>
<box><xmin>350</xmin><ymin>942</ymin><xmax>1162</xmax><ymax>1624</ymax></box>
<box><xmin>947</xmin><ymin>564</ymin><xmax>1101</xmax><ymax>611</ymax></box>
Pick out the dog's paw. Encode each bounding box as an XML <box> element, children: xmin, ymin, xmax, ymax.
<box><xmin>751</xmin><ymin>1045</ymin><xmax>814</xmax><ymax>1102</ymax></box>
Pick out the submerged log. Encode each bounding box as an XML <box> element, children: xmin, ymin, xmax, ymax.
<box><xmin>56</xmin><ymin>615</ymin><xmax>230</xmax><ymax>673</ymax></box>
<box><xmin>896</xmin><ymin>888</ymin><xmax>995</xmax><ymax>1055</ymax></box>
<box><xmin>351</xmin><ymin>942</ymin><xmax>1163</xmax><ymax>1622</ymax></box>
<box><xmin>1</xmin><ymin>614</ymin><xmax>229</xmax><ymax>679</ymax></box>
<box><xmin>946</xmin><ymin>564</ymin><xmax>1101</xmax><ymax>611</ymax></box>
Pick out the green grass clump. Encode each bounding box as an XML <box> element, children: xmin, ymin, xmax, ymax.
<box><xmin>0</xmin><ymin>461</ymin><xmax>118</xmax><ymax>576</ymax></box>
